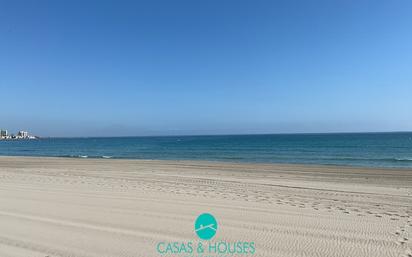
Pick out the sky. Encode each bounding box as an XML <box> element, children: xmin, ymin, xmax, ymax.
<box><xmin>0</xmin><ymin>0</ymin><xmax>411</xmax><ymax>137</ymax></box>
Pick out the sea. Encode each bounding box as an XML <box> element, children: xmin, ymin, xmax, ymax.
<box><xmin>0</xmin><ymin>132</ymin><xmax>412</xmax><ymax>168</ymax></box>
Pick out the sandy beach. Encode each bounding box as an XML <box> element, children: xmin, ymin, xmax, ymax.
<box><xmin>0</xmin><ymin>156</ymin><xmax>411</xmax><ymax>257</ymax></box>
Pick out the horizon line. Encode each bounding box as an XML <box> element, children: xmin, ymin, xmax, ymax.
<box><xmin>38</xmin><ymin>130</ymin><xmax>412</xmax><ymax>139</ymax></box>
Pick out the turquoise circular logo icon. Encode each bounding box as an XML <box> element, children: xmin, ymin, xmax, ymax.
<box><xmin>195</xmin><ymin>213</ymin><xmax>218</xmax><ymax>240</ymax></box>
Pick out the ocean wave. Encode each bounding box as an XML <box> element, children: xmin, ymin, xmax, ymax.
<box><xmin>325</xmin><ymin>156</ymin><xmax>412</xmax><ymax>162</ymax></box>
<box><xmin>58</xmin><ymin>154</ymin><xmax>115</xmax><ymax>159</ymax></box>
<box><xmin>394</xmin><ymin>158</ymin><xmax>412</xmax><ymax>162</ymax></box>
<box><xmin>58</xmin><ymin>154</ymin><xmax>84</xmax><ymax>158</ymax></box>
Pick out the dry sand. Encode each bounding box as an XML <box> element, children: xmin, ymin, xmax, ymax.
<box><xmin>0</xmin><ymin>156</ymin><xmax>411</xmax><ymax>257</ymax></box>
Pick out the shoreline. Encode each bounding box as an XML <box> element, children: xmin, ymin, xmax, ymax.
<box><xmin>1</xmin><ymin>154</ymin><xmax>412</xmax><ymax>171</ymax></box>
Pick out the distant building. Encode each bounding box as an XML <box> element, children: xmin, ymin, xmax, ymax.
<box><xmin>17</xmin><ymin>131</ymin><xmax>29</xmax><ymax>138</ymax></box>
<box><xmin>0</xmin><ymin>129</ymin><xmax>36</xmax><ymax>140</ymax></box>
<box><xmin>0</xmin><ymin>129</ymin><xmax>8</xmax><ymax>138</ymax></box>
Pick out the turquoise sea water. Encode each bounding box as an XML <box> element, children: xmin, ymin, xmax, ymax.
<box><xmin>0</xmin><ymin>133</ymin><xmax>412</xmax><ymax>168</ymax></box>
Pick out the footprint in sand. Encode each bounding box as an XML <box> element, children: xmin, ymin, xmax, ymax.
<box><xmin>403</xmin><ymin>248</ymin><xmax>412</xmax><ymax>257</ymax></box>
<box><xmin>396</xmin><ymin>239</ymin><xmax>406</xmax><ymax>246</ymax></box>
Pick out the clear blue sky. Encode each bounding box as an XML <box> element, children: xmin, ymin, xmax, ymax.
<box><xmin>1</xmin><ymin>0</ymin><xmax>411</xmax><ymax>137</ymax></box>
